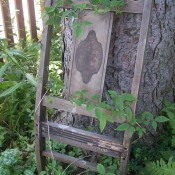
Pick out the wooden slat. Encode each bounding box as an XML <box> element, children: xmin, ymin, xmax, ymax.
<box><xmin>42</xmin><ymin>96</ymin><xmax>126</xmax><ymax>124</ymax></box>
<box><xmin>35</xmin><ymin>0</ymin><xmax>53</xmax><ymax>173</ymax></box>
<box><xmin>41</xmin><ymin>121</ymin><xmax>124</xmax><ymax>158</ymax></box>
<box><xmin>52</xmin><ymin>0</ymin><xmax>144</xmax><ymax>14</ymax></box>
<box><xmin>14</xmin><ymin>0</ymin><xmax>26</xmax><ymax>44</ymax></box>
<box><xmin>26</xmin><ymin>0</ymin><xmax>38</xmax><ymax>40</ymax></box>
<box><xmin>120</xmin><ymin>0</ymin><xmax>153</xmax><ymax>174</ymax></box>
<box><xmin>0</xmin><ymin>0</ymin><xmax>14</xmax><ymax>45</ymax></box>
<box><xmin>42</xmin><ymin>150</ymin><xmax>98</xmax><ymax>172</ymax></box>
<box><xmin>66</xmin><ymin>11</ymin><xmax>113</xmax><ymax>101</ymax></box>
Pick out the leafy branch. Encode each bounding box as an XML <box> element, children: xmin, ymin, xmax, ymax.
<box><xmin>71</xmin><ymin>90</ymin><xmax>169</xmax><ymax>138</ymax></box>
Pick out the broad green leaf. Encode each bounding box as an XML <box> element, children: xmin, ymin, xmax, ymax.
<box><xmin>82</xmin><ymin>20</ymin><xmax>92</xmax><ymax>25</ymax></box>
<box><xmin>82</xmin><ymin>89</ymin><xmax>88</xmax><ymax>93</ymax></box>
<box><xmin>138</xmin><ymin>129</ymin><xmax>143</xmax><ymax>138</ymax></box>
<box><xmin>130</xmin><ymin>117</ymin><xmax>136</xmax><ymax>125</ymax></box>
<box><xmin>108</xmin><ymin>90</ymin><xmax>117</xmax><ymax>98</ymax></box>
<box><xmin>45</xmin><ymin>16</ymin><xmax>55</xmax><ymax>25</ymax></box>
<box><xmin>120</xmin><ymin>93</ymin><xmax>136</xmax><ymax>101</ymax></box>
<box><xmin>86</xmin><ymin>101</ymin><xmax>95</xmax><ymax>110</ymax></box>
<box><xmin>166</xmin><ymin>112</ymin><xmax>175</xmax><ymax>120</ymax></box>
<box><xmin>91</xmin><ymin>0</ymin><xmax>99</xmax><ymax>5</ymax></box>
<box><xmin>91</xmin><ymin>94</ymin><xmax>100</xmax><ymax>101</ymax></box>
<box><xmin>24</xmin><ymin>169</ymin><xmax>35</xmax><ymax>175</ymax></box>
<box><xmin>152</xmin><ymin>121</ymin><xmax>157</xmax><ymax>131</ymax></box>
<box><xmin>100</xmin><ymin>118</ymin><xmax>106</xmax><ymax>132</ymax></box>
<box><xmin>155</xmin><ymin>116</ymin><xmax>169</xmax><ymax>122</ymax></box>
<box><xmin>116</xmin><ymin>98</ymin><xmax>123</xmax><ymax>109</ymax></box>
<box><xmin>45</xmin><ymin>6</ymin><xmax>55</xmax><ymax>13</ymax></box>
<box><xmin>75</xmin><ymin>26</ymin><xmax>83</xmax><ymax>38</ymax></box>
<box><xmin>95</xmin><ymin>108</ymin><xmax>103</xmax><ymax>120</ymax></box>
<box><xmin>72</xmin><ymin>21</ymin><xmax>80</xmax><ymax>28</ymax></box>
<box><xmin>118</xmin><ymin>112</ymin><xmax>124</xmax><ymax>120</ymax></box>
<box><xmin>0</xmin><ymin>82</ymin><xmax>22</xmax><ymax>98</ymax></box>
<box><xmin>161</xmin><ymin>151</ymin><xmax>175</xmax><ymax>162</ymax></box>
<box><xmin>164</xmin><ymin>98</ymin><xmax>171</xmax><ymax>107</ymax></box>
<box><xmin>97</xmin><ymin>164</ymin><xmax>105</xmax><ymax>174</ymax></box>
<box><xmin>125</xmin><ymin>107</ymin><xmax>132</xmax><ymax>120</ymax></box>
<box><xmin>145</xmin><ymin>112</ymin><xmax>154</xmax><ymax>120</ymax></box>
<box><xmin>61</xmin><ymin>10</ymin><xmax>71</xmax><ymax>18</ymax></box>
<box><xmin>172</xmin><ymin>136</ymin><xmax>175</xmax><ymax>146</ymax></box>
<box><xmin>105</xmin><ymin>115</ymin><xmax>113</xmax><ymax>123</ymax></box>
<box><xmin>0</xmin><ymin>62</ymin><xmax>10</xmax><ymax>78</ymax></box>
<box><xmin>100</xmin><ymin>0</ymin><xmax>109</xmax><ymax>6</ymax></box>
<box><xmin>115</xmin><ymin>123</ymin><xmax>130</xmax><ymax>131</ymax></box>
<box><xmin>97</xmin><ymin>102</ymin><xmax>107</xmax><ymax>108</ymax></box>
<box><xmin>129</xmin><ymin>126</ymin><xmax>135</xmax><ymax>136</ymax></box>
<box><xmin>74</xmin><ymin>98</ymin><xmax>83</xmax><ymax>106</ymax></box>
<box><xmin>26</xmin><ymin>73</ymin><xmax>37</xmax><ymax>86</ymax></box>
<box><xmin>74</xmin><ymin>90</ymin><xmax>81</xmax><ymax>95</ymax></box>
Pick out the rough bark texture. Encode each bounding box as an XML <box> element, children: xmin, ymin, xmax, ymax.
<box><xmin>55</xmin><ymin>0</ymin><xmax>175</xmax><ymax>145</ymax></box>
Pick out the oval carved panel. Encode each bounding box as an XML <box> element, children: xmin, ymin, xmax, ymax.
<box><xmin>75</xmin><ymin>30</ymin><xmax>103</xmax><ymax>84</ymax></box>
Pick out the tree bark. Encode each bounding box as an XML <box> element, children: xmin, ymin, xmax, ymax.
<box><xmin>57</xmin><ymin>0</ymin><xmax>175</xmax><ymax>145</ymax></box>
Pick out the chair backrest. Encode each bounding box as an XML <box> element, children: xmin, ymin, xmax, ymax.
<box><xmin>35</xmin><ymin>0</ymin><xmax>153</xmax><ymax>174</ymax></box>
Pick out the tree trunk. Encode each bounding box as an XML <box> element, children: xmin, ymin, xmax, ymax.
<box><xmin>57</xmin><ymin>0</ymin><xmax>175</xmax><ymax>145</ymax></box>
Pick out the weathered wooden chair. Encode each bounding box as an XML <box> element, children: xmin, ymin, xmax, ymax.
<box><xmin>35</xmin><ymin>0</ymin><xmax>152</xmax><ymax>174</ymax></box>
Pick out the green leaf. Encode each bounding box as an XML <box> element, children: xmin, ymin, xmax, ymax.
<box><xmin>161</xmin><ymin>151</ymin><xmax>175</xmax><ymax>162</ymax></box>
<box><xmin>82</xmin><ymin>89</ymin><xmax>88</xmax><ymax>93</ymax></box>
<box><xmin>152</xmin><ymin>121</ymin><xmax>157</xmax><ymax>131</ymax></box>
<box><xmin>97</xmin><ymin>164</ymin><xmax>105</xmax><ymax>174</ymax></box>
<box><xmin>74</xmin><ymin>98</ymin><xmax>83</xmax><ymax>106</ymax></box>
<box><xmin>145</xmin><ymin>112</ymin><xmax>154</xmax><ymax>120</ymax></box>
<box><xmin>125</xmin><ymin>107</ymin><xmax>132</xmax><ymax>120</ymax></box>
<box><xmin>24</xmin><ymin>169</ymin><xmax>35</xmax><ymax>175</ymax></box>
<box><xmin>45</xmin><ymin>16</ymin><xmax>55</xmax><ymax>25</ymax></box>
<box><xmin>82</xmin><ymin>20</ymin><xmax>92</xmax><ymax>26</ymax></box>
<box><xmin>74</xmin><ymin>90</ymin><xmax>81</xmax><ymax>95</ymax></box>
<box><xmin>100</xmin><ymin>118</ymin><xmax>106</xmax><ymax>132</ymax></box>
<box><xmin>75</xmin><ymin>26</ymin><xmax>83</xmax><ymax>38</ymax></box>
<box><xmin>86</xmin><ymin>101</ymin><xmax>95</xmax><ymax>110</ymax></box>
<box><xmin>105</xmin><ymin>115</ymin><xmax>113</xmax><ymax>123</ymax></box>
<box><xmin>26</xmin><ymin>73</ymin><xmax>37</xmax><ymax>86</ymax></box>
<box><xmin>166</xmin><ymin>112</ymin><xmax>175</xmax><ymax>120</ymax></box>
<box><xmin>95</xmin><ymin>108</ymin><xmax>103</xmax><ymax>120</ymax></box>
<box><xmin>130</xmin><ymin>117</ymin><xmax>136</xmax><ymax>125</ymax></box>
<box><xmin>45</xmin><ymin>6</ymin><xmax>55</xmax><ymax>13</ymax></box>
<box><xmin>91</xmin><ymin>0</ymin><xmax>99</xmax><ymax>5</ymax></box>
<box><xmin>120</xmin><ymin>93</ymin><xmax>136</xmax><ymax>101</ymax></box>
<box><xmin>116</xmin><ymin>98</ymin><xmax>123</xmax><ymax>109</ymax></box>
<box><xmin>97</xmin><ymin>102</ymin><xmax>107</xmax><ymax>108</ymax></box>
<box><xmin>0</xmin><ymin>62</ymin><xmax>10</xmax><ymax>78</ymax></box>
<box><xmin>138</xmin><ymin>129</ymin><xmax>143</xmax><ymax>138</ymax></box>
<box><xmin>118</xmin><ymin>112</ymin><xmax>124</xmax><ymax>120</ymax></box>
<box><xmin>115</xmin><ymin>123</ymin><xmax>130</xmax><ymax>131</ymax></box>
<box><xmin>108</xmin><ymin>90</ymin><xmax>117</xmax><ymax>99</ymax></box>
<box><xmin>129</xmin><ymin>126</ymin><xmax>135</xmax><ymax>136</ymax></box>
<box><xmin>91</xmin><ymin>94</ymin><xmax>100</xmax><ymax>101</ymax></box>
<box><xmin>100</xmin><ymin>0</ymin><xmax>109</xmax><ymax>6</ymax></box>
<box><xmin>61</xmin><ymin>10</ymin><xmax>71</xmax><ymax>18</ymax></box>
<box><xmin>164</xmin><ymin>98</ymin><xmax>171</xmax><ymax>107</ymax></box>
<box><xmin>0</xmin><ymin>82</ymin><xmax>22</xmax><ymax>98</ymax></box>
<box><xmin>47</xmin><ymin>96</ymin><xmax>52</xmax><ymax>104</ymax></box>
<box><xmin>72</xmin><ymin>21</ymin><xmax>80</xmax><ymax>28</ymax></box>
<box><xmin>155</xmin><ymin>116</ymin><xmax>169</xmax><ymax>122</ymax></box>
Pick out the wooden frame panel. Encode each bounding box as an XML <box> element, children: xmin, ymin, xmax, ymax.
<box><xmin>42</xmin><ymin>96</ymin><xmax>126</xmax><ymax>123</ymax></box>
<box><xmin>120</xmin><ymin>0</ymin><xmax>153</xmax><ymax>174</ymax></box>
<box><xmin>42</xmin><ymin>150</ymin><xmax>98</xmax><ymax>172</ymax></box>
<box><xmin>42</xmin><ymin>121</ymin><xmax>124</xmax><ymax>158</ymax></box>
<box><xmin>52</xmin><ymin>0</ymin><xmax>144</xmax><ymax>14</ymax></box>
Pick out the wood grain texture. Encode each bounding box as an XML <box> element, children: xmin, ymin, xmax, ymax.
<box><xmin>52</xmin><ymin>0</ymin><xmax>144</xmax><ymax>13</ymax></box>
<box><xmin>67</xmin><ymin>11</ymin><xmax>113</xmax><ymax>101</ymax></box>
<box><xmin>14</xmin><ymin>0</ymin><xmax>26</xmax><ymax>44</ymax></box>
<box><xmin>42</xmin><ymin>150</ymin><xmax>98</xmax><ymax>172</ymax></box>
<box><xmin>0</xmin><ymin>0</ymin><xmax>14</xmax><ymax>45</ymax></box>
<box><xmin>42</xmin><ymin>96</ymin><xmax>126</xmax><ymax>123</ymax></box>
<box><xmin>41</xmin><ymin>121</ymin><xmax>124</xmax><ymax>158</ymax></box>
<box><xmin>120</xmin><ymin>0</ymin><xmax>153</xmax><ymax>174</ymax></box>
<box><xmin>26</xmin><ymin>0</ymin><xmax>38</xmax><ymax>40</ymax></box>
<box><xmin>35</xmin><ymin>0</ymin><xmax>52</xmax><ymax>173</ymax></box>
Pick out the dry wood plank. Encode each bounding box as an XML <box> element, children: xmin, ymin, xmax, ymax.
<box><xmin>0</xmin><ymin>0</ymin><xmax>14</xmax><ymax>45</ymax></box>
<box><xmin>120</xmin><ymin>0</ymin><xmax>153</xmax><ymax>174</ymax></box>
<box><xmin>66</xmin><ymin>11</ymin><xmax>113</xmax><ymax>101</ymax></box>
<box><xmin>52</xmin><ymin>0</ymin><xmax>144</xmax><ymax>14</ymax></box>
<box><xmin>35</xmin><ymin>0</ymin><xmax>53</xmax><ymax>173</ymax></box>
<box><xmin>42</xmin><ymin>150</ymin><xmax>98</xmax><ymax>172</ymax></box>
<box><xmin>42</xmin><ymin>96</ymin><xmax>126</xmax><ymax>123</ymax></box>
<box><xmin>14</xmin><ymin>0</ymin><xmax>26</xmax><ymax>44</ymax></box>
<box><xmin>41</xmin><ymin>121</ymin><xmax>124</xmax><ymax>158</ymax></box>
<box><xmin>26</xmin><ymin>0</ymin><xmax>38</xmax><ymax>40</ymax></box>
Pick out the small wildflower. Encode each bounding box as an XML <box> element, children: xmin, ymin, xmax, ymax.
<box><xmin>0</xmin><ymin>78</ymin><xmax>4</xmax><ymax>82</ymax></box>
